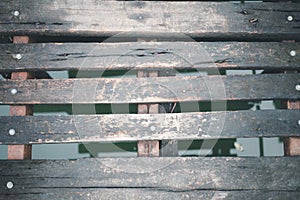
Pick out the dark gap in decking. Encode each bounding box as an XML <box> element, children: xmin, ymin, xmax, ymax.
<box><xmin>2</xmin><ymin>35</ymin><xmax>299</xmax><ymax>44</ymax></box>
<box><xmin>28</xmin><ymin>100</ymin><xmax>281</xmax><ymax>116</ymax></box>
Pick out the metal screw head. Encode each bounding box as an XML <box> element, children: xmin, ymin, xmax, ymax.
<box><xmin>10</xmin><ymin>88</ymin><xmax>18</xmax><ymax>95</ymax></box>
<box><xmin>150</xmin><ymin>126</ymin><xmax>156</xmax><ymax>131</ymax></box>
<box><xmin>13</xmin><ymin>10</ymin><xmax>20</xmax><ymax>17</ymax></box>
<box><xmin>296</xmin><ymin>85</ymin><xmax>300</xmax><ymax>91</ymax></box>
<box><xmin>9</xmin><ymin>129</ymin><xmax>16</xmax><ymax>136</ymax></box>
<box><xmin>6</xmin><ymin>181</ymin><xmax>14</xmax><ymax>189</ymax></box>
<box><xmin>298</xmin><ymin>120</ymin><xmax>300</xmax><ymax>125</ymax></box>
<box><xmin>290</xmin><ymin>50</ymin><xmax>296</xmax><ymax>57</ymax></box>
<box><xmin>287</xmin><ymin>15</ymin><xmax>293</xmax><ymax>22</ymax></box>
<box><xmin>13</xmin><ymin>53</ymin><xmax>22</xmax><ymax>60</ymax></box>
<box><xmin>16</xmin><ymin>53</ymin><xmax>22</xmax><ymax>60</ymax></box>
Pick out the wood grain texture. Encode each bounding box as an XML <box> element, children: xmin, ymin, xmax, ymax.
<box><xmin>0</xmin><ymin>42</ymin><xmax>299</xmax><ymax>72</ymax></box>
<box><xmin>0</xmin><ymin>157</ymin><xmax>299</xmax><ymax>196</ymax></box>
<box><xmin>0</xmin><ymin>188</ymin><xmax>300</xmax><ymax>200</ymax></box>
<box><xmin>0</xmin><ymin>74</ymin><xmax>299</xmax><ymax>104</ymax></box>
<box><xmin>0</xmin><ymin>1</ymin><xmax>299</xmax><ymax>40</ymax></box>
<box><xmin>2</xmin><ymin>189</ymin><xmax>300</xmax><ymax>200</ymax></box>
<box><xmin>0</xmin><ymin>110</ymin><xmax>299</xmax><ymax>144</ymax></box>
<box><xmin>137</xmin><ymin>140</ymin><xmax>159</xmax><ymax>157</ymax></box>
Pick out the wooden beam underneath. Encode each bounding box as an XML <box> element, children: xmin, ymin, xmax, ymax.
<box><xmin>8</xmin><ymin>36</ymin><xmax>32</xmax><ymax>160</ymax></box>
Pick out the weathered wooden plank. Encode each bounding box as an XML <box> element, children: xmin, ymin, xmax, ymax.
<box><xmin>0</xmin><ymin>42</ymin><xmax>299</xmax><ymax>72</ymax></box>
<box><xmin>0</xmin><ymin>110</ymin><xmax>299</xmax><ymax>144</ymax></box>
<box><xmin>0</xmin><ymin>1</ymin><xmax>299</xmax><ymax>40</ymax></box>
<box><xmin>8</xmin><ymin>36</ymin><xmax>32</xmax><ymax>160</ymax></box>
<box><xmin>2</xmin><ymin>189</ymin><xmax>300</xmax><ymax>200</ymax></box>
<box><xmin>0</xmin><ymin>74</ymin><xmax>299</xmax><ymax>104</ymax></box>
<box><xmin>0</xmin><ymin>157</ymin><xmax>299</xmax><ymax>194</ymax></box>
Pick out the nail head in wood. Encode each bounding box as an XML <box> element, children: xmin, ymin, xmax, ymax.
<box><xmin>9</xmin><ymin>129</ymin><xmax>16</xmax><ymax>136</ymax></box>
<box><xmin>13</xmin><ymin>54</ymin><xmax>22</xmax><ymax>60</ymax></box>
<box><xmin>290</xmin><ymin>50</ymin><xmax>296</xmax><ymax>57</ymax></box>
<box><xmin>295</xmin><ymin>85</ymin><xmax>300</xmax><ymax>91</ymax></box>
<box><xmin>13</xmin><ymin>10</ymin><xmax>20</xmax><ymax>17</ymax></box>
<box><xmin>10</xmin><ymin>88</ymin><xmax>18</xmax><ymax>95</ymax></box>
<box><xmin>287</xmin><ymin>16</ymin><xmax>293</xmax><ymax>22</ymax></box>
<box><xmin>6</xmin><ymin>181</ymin><xmax>14</xmax><ymax>189</ymax></box>
<box><xmin>298</xmin><ymin>120</ymin><xmax>300</xmax><ymax>126</ymax></box>
<box><xmin>150</xmin><ymin>126</ymin><xmax>156</xmax><ymax>132</ymax></box>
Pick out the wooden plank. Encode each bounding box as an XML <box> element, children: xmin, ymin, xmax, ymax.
<box><xmin>0</xmin><ymin>74</ymin><xmax>299</xmax><ymax>104</ymax></box>
<box><xmin>8</xmin><ymin>36</ymin><xmax>32</xmax><ymax>160</ymax></box>
<box><xmin>137</xmin><ymin>140</ymin><xmax>159</xmax><ymax>157</ymax></box>
<box><xmin>285</xmin><ymin>137</ymin><xmax>300</xmax><ymax>156</ymax></box>
<box><xmin>0</xmin><ymin>110</ymin><xmax>299</xmax><ymax>144</ymax></box>
<box><xmin>0</xmin><ymin>157</ymin><xmax>299</xmax><ymax>193</ymax></box>
<box><xmin>2</xmin><ymin>189</ymin><xmax>300</xmax><ymax>200</ymax></box>
<box><xmin>0</xmin><ymin>42</ymin><xmax>299</xmax><ymax>72</ymax></box>
<box><xmin>0</xmin><ymin>1</ymin><xmax>299</xmax><ymax>40</ymax></box>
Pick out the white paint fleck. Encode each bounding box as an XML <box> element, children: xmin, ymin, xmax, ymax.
<box><xmin>202</xmin><ymin>134</ymin><xmax>211</xmax><ymax>138</ymax></box>
<box><xmin>234</xmin><ymin>142</ymin><xmax>244</xmax><ymax>152</ymax></box>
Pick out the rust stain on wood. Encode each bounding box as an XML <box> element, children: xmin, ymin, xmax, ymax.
<box><xmin>8</xmin><ymin>36</ymin><xmax>32</xmax><ymax>160</ymax></box>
